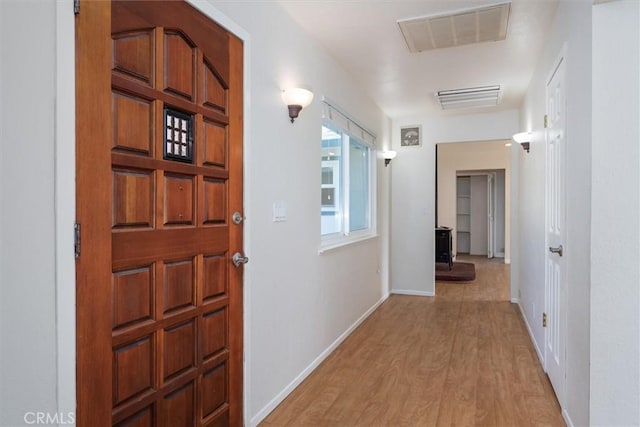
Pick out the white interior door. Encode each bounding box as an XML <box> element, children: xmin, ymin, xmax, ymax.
<box><xmin>545</xmin><ymin>55</ymin><xmax>566</xmax><ymax>407</ymax></box>
<box><xmin>487</xmin><ymin>173</ymin><xmax>495</xmax><ymax>258</ymax></box>
<box><xmin>469</xmin><ymin>175</ymin><xmax>488</xmax><ymax>255</ymax></box>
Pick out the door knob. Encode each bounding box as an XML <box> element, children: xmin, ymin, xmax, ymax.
<box><xmin>548</xmin><ymin>245</ymin><xmax>563</xmax><ymax>257</ymax></box>
<box><xmin>232</xmin><ymin>252</ymin><xmax>249</xmax><ymax>267</ymax></box>
<box><xmin>232</xmin><ymin>211</ymin><xmax>245</xmax><ymax>225</ymax></box>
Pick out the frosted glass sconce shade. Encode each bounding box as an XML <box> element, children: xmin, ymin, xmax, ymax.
<box><xmin>282</xmin><ymin>87</ymin><xmax>314</xmax><ymax>123</ymax></box>
<box><xmin>512</xmin><ymin>131</ymin><xmax>531</xmax><ymax>153</ymax></box>
<box><xmin>383</xmin><ymin>150</ymin><xmax>397</xmax><ymax>167</ymax></box>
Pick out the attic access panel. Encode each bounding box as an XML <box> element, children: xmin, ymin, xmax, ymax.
<box><xmin>398</xmin><ymin>2</ymin><xmax>511</xmax><ymax>52</ymax></box>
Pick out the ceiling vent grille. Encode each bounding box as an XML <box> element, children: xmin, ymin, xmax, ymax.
<box><xmin>398</xmin><ymin>2</ymin><xmax>511</xmax><ymax>53</ymax></box>
<box><xmin>437</xmin><ymin>85</ymin><xmax>502</xmax><ymax>110</ymax></box>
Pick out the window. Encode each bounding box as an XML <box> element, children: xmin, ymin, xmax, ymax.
<box><xmin>321</xmin><ymin>101</ymin><xmax>376</xmax><ymax>247</ymax></box>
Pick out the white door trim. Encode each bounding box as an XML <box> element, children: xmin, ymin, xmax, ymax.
<box><xmin>487</xmin><ymin>172</ymin><xmax>496</xmax><ymax>258</ymax></box>
<box><xmin>55</xmin><ymin>0</ymin><xmax>77</xmax><ymax>418</ymax></box>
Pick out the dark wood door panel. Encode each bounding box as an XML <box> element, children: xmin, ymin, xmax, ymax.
<box><xmin>163</xmin><ymin>31</ymin><xmax>197</xmax><ymax>101</ymax></box>
<box><xmin>112</xmin><ymin>91</ymin><xmax>155</xmax><ymax>155</ymax></box>
<box><xmin>77</xmin><ymin>1</ymin><xmax>243</xmax><ymax>425</ymax></box>
<box><xmin>112</xmin><ymin>29</ymin><xmax>155</xmax><ymax>86</ymax></box>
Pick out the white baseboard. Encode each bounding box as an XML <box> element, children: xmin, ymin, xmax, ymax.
<box><xmin>390</xmin><ymin>289</ymin><xmax>435</xmax><ymax>297</ymax></box>
<box><xmin>562</xmin><ymin>409</ymin><xmax>575</xmax><ymax>427</ymax></box>
<box><xmin>249</xmin><ymin>293</ymin><xmax>390</xmax><ymax>427</ymax></box>
<box><xmin>504</xmin><ymin>258</ymin><xmax>511</xmax><ymax>264</ymax></box>
<box><xmin>516</xmin><ymin>301</ymin><xmax>544</xmax><ymax>365</ymax></box>
<box><xmin>517</xmin><ymin>302</ymin><xmax>572</xmax><ymax>424</ymax></box>
<box><xmin>510</xmin><ymin>297</ymin><xmax>519</xmax><ymax>304</ymax></box>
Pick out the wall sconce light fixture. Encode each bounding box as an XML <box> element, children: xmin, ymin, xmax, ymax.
<box><xmin>512</xmin><ymin>131</ymin><xmax>532</xmax><ymax>153</ymax></box>
<box><xmin>282</xmin><ymin>87</ymin><xmax>314</xmax><ymax>123</ymax></box>
<box><xmin>383</xmin><ymin>150</ymin><xmax>397</xmax><ymax>167</ymax></box>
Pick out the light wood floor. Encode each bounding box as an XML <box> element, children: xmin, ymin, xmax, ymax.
<box><xmin>260</xmin><ymin>255</ymin><xmax>565</xmax><ymax>426</ymax></box>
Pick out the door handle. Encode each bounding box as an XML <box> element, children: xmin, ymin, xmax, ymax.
<box><xmin>232</xmin><ymin>252</ymin><xmax>249</xmax><ymax>267</ymax></box>
<box><xmin>232</xmin><ymin>211</ymin><xmax>245</xmax><ymax>225</ymax></box>
<box><xmin>549</xmin><ymin>245</ymin><xmax>563</xmax><ymax>257</ymax></box>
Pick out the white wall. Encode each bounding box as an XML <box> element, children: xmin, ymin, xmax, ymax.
<box><xmin>391</xmin><ymin>110</ymin><xmax>518</xmax><ymax>296</ymax></box>
<box><xmin>436</xmin><ymin>141</ymin><xmax>511</xmax><ymax>258</ymax></box>
<box><xmin>0</xmin><ymin>1</ymin><xmax>60</xmax><ymax>425</ymax></box>
<box><xmin>517</xmin><ymin>1</ymin><xmax>592</xmax><ymax>425</ymax></box>
<box><xmin>591</xmin><ymin>1</ymin><xmax>640</xmax><ymax>424</ymax></box>
<box><xmin>206</xmin><ymin>2</ymin><xmax>391</xmax><ymax>425</ymax></box>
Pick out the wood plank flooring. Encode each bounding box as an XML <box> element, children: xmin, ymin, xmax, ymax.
<box><xmin>260</xmin><ymin>255</ymin><xmax>565</xmax><ymax>426</ymax></box>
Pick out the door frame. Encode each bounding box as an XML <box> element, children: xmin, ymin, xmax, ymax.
<box><xmin>455</xmin><ymin>170</ymin><xmax>502</xmax><ymax>258</ymax></box>
<box><xmin>487</xmin><ymin>172</ymin><xmax>496</xmax><ymax>258</ymax></box>
<box><xmin>56</xmin><ymin>0</ymin><xmax>251</xmax><ymax>421</ymax></box>
<box><xmin>55</xmin><ymin>0</ymin><xmax>79</xmax><ymax>419</ymax></box>
<box><xmin>543</xmin><ymin>44</ymin><xmax>568</xmax><ymax>408</ymax></box>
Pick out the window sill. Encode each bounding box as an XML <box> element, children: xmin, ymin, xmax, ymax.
<box><xmin>318</xmin><ymin>233</ymin><xmax>379</xmax><ymax>254</ymax></box>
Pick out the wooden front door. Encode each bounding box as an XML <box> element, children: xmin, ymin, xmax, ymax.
<box><xmin>75</xmin><ymin>1</ymin><xmax>244</xmax><ymax>425</ymax></box>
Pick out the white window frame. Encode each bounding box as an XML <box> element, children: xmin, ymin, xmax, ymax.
<box><xmin>320</xmin><ymin>99</ymin><xmax>377</xmax><ymax>253</ymax></box>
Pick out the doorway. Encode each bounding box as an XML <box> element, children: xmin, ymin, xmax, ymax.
<box><xmin>455</xmin><ymin>170</ymin><xmax>506</xmax><ymax>259</ymax></box>
<box><xmin>435</xmin><ymin>141</ymin><xmax>511</xmax><ymax>263</ymax></box>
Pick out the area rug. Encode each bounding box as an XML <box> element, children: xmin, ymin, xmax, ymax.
<box><xmin>435</xmin><ymin>262</ymin><xmax>476</xmax><ymax>282</ymax></box>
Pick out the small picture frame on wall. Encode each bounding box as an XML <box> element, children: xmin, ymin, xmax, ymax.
<box><xmin>400</xmin><ymin>126</ymin><xmax>421</xmax><ymax>147</ymax></box>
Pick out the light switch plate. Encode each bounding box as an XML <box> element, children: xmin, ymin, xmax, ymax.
<box><xmin>273</xmin><ymin>201</ymin><xmax>287</xmax><ymax>222</ymax></box>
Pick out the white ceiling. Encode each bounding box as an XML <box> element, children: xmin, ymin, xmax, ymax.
<box><xmin>278</xmin><ymin>0</ymin><xmax>559</xmax><ymax>118</ymax></box>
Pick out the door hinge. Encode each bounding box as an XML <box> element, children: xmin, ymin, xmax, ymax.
<box><xmin>73</xmin><ymin>0</ymin><xmax>79</xmax><ymax>15</ymax></box>
<box><xmin>542</xmin><ymin>312</ymin><xmax>547</xmax><ymax>328</ymax></box>
<box><xmin>74</xmin><ymin>222</ymin><xmax>81</xmax><ymax>258</ymax></box>
<box><xmin>544</xmin><ymin>114</ymin><xmax>548</xmax><ymax>128</ymax></box>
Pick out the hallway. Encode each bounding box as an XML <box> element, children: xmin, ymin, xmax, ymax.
<box><xmin>261</xmin><ymin>256</ymin><xmax>564</xmax><ymax>426</ymax></box>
